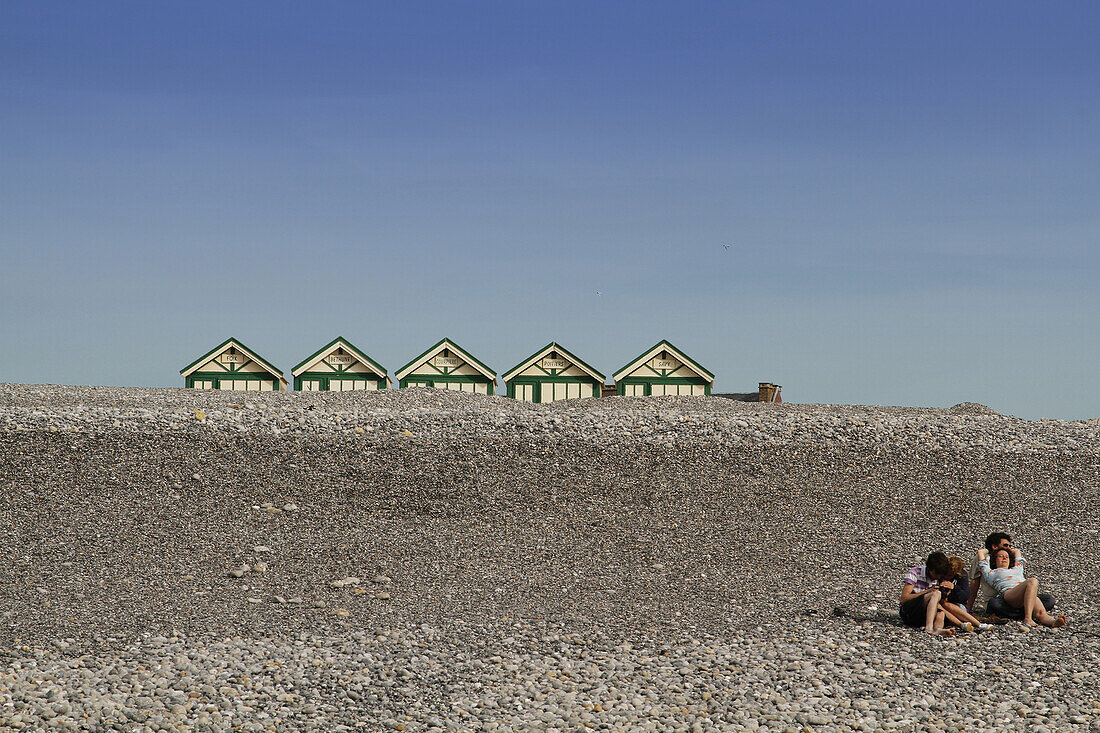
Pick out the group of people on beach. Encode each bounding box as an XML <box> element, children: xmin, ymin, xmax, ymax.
<box><xmin>900</xmin><ymin>532</ymin><xmax>1067</xmax><ymax>635</ymax></box>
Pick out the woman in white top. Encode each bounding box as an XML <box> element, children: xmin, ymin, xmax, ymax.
<box><xmin>979</xmin><ymin>548</ymin><xmax>1066</xmax><ymax>628</ymax></box>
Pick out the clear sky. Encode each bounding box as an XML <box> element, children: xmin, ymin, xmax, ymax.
<box><xmin>2</xmin><ymin>2</ymin><xmax>1098</xmax><ymax>419</ymax></box>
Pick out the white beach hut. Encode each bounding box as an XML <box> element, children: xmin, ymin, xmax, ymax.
<box><xmin>613</xmin><ymin>339</ymin><xmax>714</xmax><ymax>396</ymax></box>
<box><xmin>394</xmin><ymin>338</ymin><xmax>496</xmax><ymax>394</ymax></box>
<box><xmin>501</xmin><ymin>342</ymin><xmax>605</xmax><ymax>403</ymax></box>
<box><xmin>180</xmin><ymin>337</ymin><xmax>288</xmax><ymax>391</ymax></box>
<box><xmin>292</xmin><ymin>336</ymin><xmax>390</xmax><ymax>392</ymax></box>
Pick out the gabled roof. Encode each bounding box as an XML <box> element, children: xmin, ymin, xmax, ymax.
<box><xmin>501</xmin><ymin>342</ymin><xmax>605</xmax><ymax>384</ymax></box>
<box><xmin>612</xmin><ymin>339</ymin><xmax>715</xmax><ymax>383</ymax></box>
<box><xmin>394</xmin><ymin>338</ymin><xmax>496</xmax><ymax>382</ymax></box>
<box><xmin>291</xmin><ymin>336</ymin><xmax>389</xmax><ymax>383</ymax></box>
<box><xmin>180</xmin><ymin>337</ymin><xmax>286</xmax><ymax>382</ymax></box>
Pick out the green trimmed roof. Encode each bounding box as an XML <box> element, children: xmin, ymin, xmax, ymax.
<box><xmin>612</xmin><ymin>339</ymin><xmax>715</xmax><ymax>383</ymax></box>
<box><xmin>180</xmin><ymin>337</ymin><xmax>285</xmax><ymax>381</ymax></box>
<box><xmin>394</xmin><ymin>338</ymin><xmax>496</xmax><ymax>382</ymax></box>
<box><xmin>291</xmin><ymin>336</ymin><xmax>389</xmax><ymax>380</ymax></box>
<box><xmin>501</xmin><ymin>342</ymin><xmax>605</xmax><ymax>383</ymax></box>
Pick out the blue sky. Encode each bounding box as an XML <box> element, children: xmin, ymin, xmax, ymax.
<box><xmin>2</xmin><ymin>2</ymin><xmax>1097</xmax><ymax>419</ymax></box>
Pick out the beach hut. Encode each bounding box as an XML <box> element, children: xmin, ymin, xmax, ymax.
<box><xmin>291</xmin><ymin>336</ymin><xmax>390</xmax><ymax>392</ymax></box>
<box><xmin>613</xmin><ymin>340</ymin><xmax>714</xmax><ymax>396</ymax></box>
<box><xmin>502</xmin><ymin>342</ymin><xmax>605</xmax><ymax>403</ymax></box>
<box><xmin>394</xmin><ymin>338</ymin><xmax>496</xmax><ymax>394</ymax></box>
<box><xmin>180</xmin><ymin>337</ymin><xmax>287</xmax><ymax>391</ymax></box>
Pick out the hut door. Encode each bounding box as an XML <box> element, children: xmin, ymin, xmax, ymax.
<box><xmin>331</xmin><ymin>379</ymin><xmax>372</xmax><ymax>392</ymax></box>
<box><xmin>514</xmin><ymin>383</ymin><xmax>535</xmax><ymax>402</ymax></box>
<box><xmin>545</xmin><ymin>382</ymin><xmax>568</xmax><ymax>402</ymax></box>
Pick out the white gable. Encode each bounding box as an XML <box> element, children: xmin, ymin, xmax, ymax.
<box><xmin>181</xmin><ymin>340</ymin><xmax>285</xmax><ymax>383</ymax></box>
<box><xmin>502</xmin><ymin>343</ymin><xmax>604</xmax><ymax>383</ymax></box>
<box><xmin>395</xmin><ymin>340</ymin><xmax>495</xmax><ymax>382</ymax></box>
<box><xmin>292</xmin><ymin>340</ymin><xmax>388</xmax><ymax>380</ymax></box>
<box><xmin>613</xmin><ymin>342</ymin><xmax>714</xmax><ymax>383</ymax></box>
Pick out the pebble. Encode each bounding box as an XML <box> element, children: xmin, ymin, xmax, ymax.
<box><xmin>1</xmin><ymin>385</ymin><xmax>1097</xmax><ymax>730</ymax></box>
<box><xmin>2</xmin><ymin>385</ymin><xmax>1096</xmax><ymax>456</ymax></box>
<box><xmin>330</xmin><ymin>576</ymin><xmax>361</xmax><ymax>588</ymax></box>
<box><xmin>0</xmin><ymin>622</ymin><xmax>1096</xmax><ymax>731</ymax></box>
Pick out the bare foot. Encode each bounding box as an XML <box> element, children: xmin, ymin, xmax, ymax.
<box><xmin>1037</xmin><ymin>613</ymin><xmax>1058</xmax><ymax>627</ymax></box>
<box><xmin>928</xmin><ymin>628</ymin><xmax>955</xmax><ymax>637</ymax></box>
<box><xmin>1052</xmin><ymin>614</ymin><xmax>1067</xmax><ymax>628</ymax></box>
<box><xmin>1024</xmin><ymin>619</ymin><xmax>1040</xmax><ymax>627</ymax></box>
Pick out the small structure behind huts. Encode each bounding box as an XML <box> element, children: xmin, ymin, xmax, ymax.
<box><xmin>714</xmin><ymin>382</ymin><xmax>783</xmax><ymax>403</ymax></box>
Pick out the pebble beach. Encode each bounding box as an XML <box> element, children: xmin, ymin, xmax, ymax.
<box><xmin>2</xmin><ymin>384</ymin><xmax>1099</xmax><ymax>731</ymax></box>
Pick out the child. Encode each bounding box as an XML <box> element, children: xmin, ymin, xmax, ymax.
<box><xmin>937</xmin><ymin>556</ymin><xmax>991</xmax><ymax>632</ymax></box>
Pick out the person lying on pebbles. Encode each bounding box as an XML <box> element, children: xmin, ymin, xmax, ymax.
<box><xmin>969</xmin><ymin>532</ymin><xmax>1056</xmax><ymax>622</ymax></box>
<box><xmin>936</xmin><ymin>556</ymin><xmax>992</xmax><ymax>632</ymax></box>
<box><xmin>899</xmin><ymin>551</ymin><xmax>956</xmax><ymax>636</ymax></box>
<box><xmin>979</xmin><ymin>548</ymin><xmax>1068</xmax><ymax>628</ymax></box>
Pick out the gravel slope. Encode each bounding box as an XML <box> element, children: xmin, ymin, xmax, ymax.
<box><xmin>1</xmin><ymin>384</ymin><xmax>1098</xmax><ymax>731</ymax></box>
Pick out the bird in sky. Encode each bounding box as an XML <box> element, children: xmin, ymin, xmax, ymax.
<box><xmin>723</xmin><ymin>244</ymin><xmax>731</xmax><ymax>251</ymax></box>
<box><xmin>595</xmin><ymin>290</ymin><xmax>602</xmax><ymax>296</ymax></box>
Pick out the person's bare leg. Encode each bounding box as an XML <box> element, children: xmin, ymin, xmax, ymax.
<box><xmin>939</xmin><ymin>603</ymin><xmax>967</xmax><ymax>627</ymax></box>
<box><xmin>1035</xmin><ymin>608</ymin><xmax>1067</xmax><ymax>628</ymax></box>
<box><xmin>942</xmin><ymin>603</ymin><xmax>983</xmax><ymax>628</ymax></box>
<box><xmin>936</xmin><ymin>610</ymin><xmax>955</xmax><ymax>637</ymax></box>
<box><xmin>1003</xmin><ymin>579</ymin><xmax>1040</xmax><ymax>625</ymax></box>
<box><xmin>923</xmin><ymin>590</ymin><xmax>952</xmax><ymax>635</ymax></box>
<box><xmin>1022</xmin><ymin>579</ymin><xmax>1039</xmax><ymax>625</ymax></box>
<box><xmin>930</xmin><ymin>603</ymin><xmax>954</xmax><ymax>637</ymax></box>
